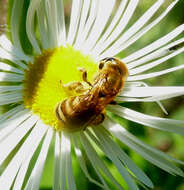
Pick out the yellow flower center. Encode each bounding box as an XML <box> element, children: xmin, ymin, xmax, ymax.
<box><xmin>23</xmin><ymin>46</ymin><xmax>97</xmax><ymax>131</ymax></box>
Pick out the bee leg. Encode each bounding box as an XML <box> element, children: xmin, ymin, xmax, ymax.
<box><xmin>77</xmin><ymin>67</ymin><xmax>92</xmax><ymax>87</ymax></box>
<box><xmin>60</xmin><ymin>80</ymin><xmax>88</xmax><ymax>95</ymax></box>
<box><xmin>109</xmin><ymin>100</ymin><xmax>117</xmax><ymax>105</ymax></box>
<box><xmin>91</xmin><ymin>112</ymin><xmax>105</xmax><ymax>126</ymax></box>
<box><xmin>83</xmin><ymin>111</ymin><xmax>106</xmax><ymax>131</ymax></box>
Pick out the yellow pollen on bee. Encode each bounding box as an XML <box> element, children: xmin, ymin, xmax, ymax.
<box><xmin>23</xmin><ymin>46</ymin><xmax>97</xmax><ymax>131</ymax></box>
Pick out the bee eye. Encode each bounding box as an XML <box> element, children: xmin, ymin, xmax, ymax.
<box><xmin>99</xmin><ymin>92</ymin><xmax>106</xmax><ymax>98</ymax></box>
<box><xmin>105</xmin><ymin>57</ymin><xmax>115</xmax><ymax>62</ymax></box>
<box><xmin>101</xmin><ymin>57</ymin><xmax>115</xmax><ymax>62</ymax></box>
<box><xmin>99</xmin><ymin>62</ymin><xmax>104</xmax><ymax>69</ymax></box>
<box><xmin>106</xmin><ymin>57</ymin><xmax>115</xmax><ymax>62</ymax></box>
<box><xmin>117</xmin><ymin>67</ymin><xmax>123</xmax><ymax>75</ymax></box>
<box><xmin>99</xmin><ymin>57</ymin><xmax>115</xmax><ymax>69</ymax></box>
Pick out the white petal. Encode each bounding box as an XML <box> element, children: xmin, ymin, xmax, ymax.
<box><xmin>0</xmin><ymin>85</ymin><xmax>23</xmax><ymax>93</ymax></box>
<box><xmin>74</xmin><ymin>0</ymin><xmax>99</xmax><ymax>50</ymax></box>
<box><xmin>0</xmin><ymin>115</ymin><xmax>38</xmax><ymax>166</ymax></box>
<box><xmin>10</xmin><ymin>0</ymin><xmax>24</xmax><ymax>52</ymax></box>
<box><xmin>0</xmin><ymin>35</ymin><xmax>32</xmax><ymax>62</ymax></box>
<box><xmin>0</xmin><ymin>72</ymin><xmax>24</xmax><ymax>82</ymax></box>
<box><xmin>94</xmin><ymin>127</ymin><xmax>153</xmax><ymax>188</ymax></box>
<box><xmin>127</xmin><ymin>64</ymin><xmax>184</xmax><ymax>81</ymax></box>
<box><xmin>26</xmin><ymin>0</ymin><xmax>41</xmax><ymax>53</ymax></box>
<box><xmin>116</xmin><ymin>95</ymin><xmax>178</xmax><ymax>103</ymax></box>
<box><xmin>101</xmin><ymin>0</ymin><xmax>179</xmax><ymax>59</ymax></box>
<box><xmin>65</xmin><ymin>134</ymin><xmax>77</xmax><ymax>190</ymax></box>
<box><xmin>73</xmin><ymin>132</ymin><xmax>110</xmax><ymax>190</ymax></box>
<box><xmin>53</xmin><ymin>132</ymin><xmax>61</xmax><ymax>190</ymax></box>
<box><xmin>0</xmin><ymin>104</ymin><xmax>24</xmax><ymax>123</ymax></box>
<box><xmin>25</xmin><ymin>128</ymin><xmax>53</xmax><ymax>190</ymax></box>
<box><xmin>36</xmin><ymin>1</ymin><xmax>50</xmax><ymax>49</ymax></box>
<box><xmin>44</xmin><ymin>0</ymin><xmax>59</xmax><ymax>48</ymax></box>
<box><xmin>91</xmin><ymin>0</ymin><xmax>129</xmax><ymax>56</ymax></box>
<box><xmin>143</xmin><ymin>87</ymin><xmax>184</xmax><ymax>101</ymax></box>
<box><xmin>104</xmin><ymin>118</ymin><xmax>184</xmax><ymax>176</ymax></box>
<box><xmin>127</xmin><ymin>37</ymin><xmax>184</xmax><ymax>70</ymax></box>
<box><xmin>56</xmin><ymin>0</ymin><xmax>66</xmax><ymax>46</ymax></box>
<box><xmin>60</xmin><ymin>132</ymin><xmax>76</xmax><ymax>190</ymax></box>
<box><xmin>82</xmin><ymin>0</ymin><xmax>116</xmax><ymax>53</ymax></box>
<box><xmin>124</xmin><ymin>81</ymin><xmax>147</xmax><ymax>87</ymax></box>
<box><xmin>107</xmin><ymin>105</ymin><xmax>184</xmax><ymax>136</ymax></box>
<box><xmin>13</xmin><ymin>60</ymin><xmax>28</xmax><ymax>70</ymax></box>
<box><xmin>129</xmin><ymin>44</ymin><xmax>184</xmax><ymax>75</ymax></box>
<box><xmin>74</xmin><ymin>0</ymin><xmax>91</xmax><ymax>47</ymax></box>
<box><xmin>96</xmin><ymin>0</ymin><xmax>139</xmax><ymax>56</ymax></box>
<box><xmin>36</xmin><ymin>0</ymin><xmax>66</xmax><ymax>49</ymax></box>
<box><xmin>87</xmin><ymin>129</ymin><xmax>139</xmax><ymax>190</ymax></box>
<box><xmin>60</xmin><ymin>132</ymin><xmax>66</xmax><ymax>190</ymax></box>
<box><xmin>122</xmin><ymin>82</ymin><xmax>168</xmax><ymax>114</ymax></box>
<box><xmin>0</xmin><ymin>47</ymin><xmax>28</xmax><ymax>69</ymax></box>
<box><xmin>0</xmin><ymin>46</ymin><xmax>25</xmax><ymax>63</ymax></box>
<box><xmin>0</xmin><ymin>60</ymin><xmax>24</xmax><ymax>74</ymax></box>
<box><xmin>10</xmin><ymin>122</ymin><xmax>48</xmax><ymax>190</ymax></box>
<box><xmin>46</xmin><ymin>0</ymin><xmax>58</xmax><ymax>47</ymax></box>
<box><xmin>119</xmin><ymin>86</ymin><xmax>184</xmax><ymax>98</ymax></box>
<box><xmin>94</xmin><ymin>0</ymin><xmax>163</xmax><ymax>56</ymax></box>
<box><xmin>0</xmin><ymin>91</ymin><xmax>22</xmax><ymax>105</ymax></box>
<box><xmin>0</xmin><ymin>110</ymin><xmax>31</xmax><ymax>141</ymax></box>
<box><xmin>67</xmin><ymin>0</ymin><xmax>83</xmax><ymax>46</ymax></box>
<box><xmin>37</xmin><ymin>0</ymin><xmax>66</xmax><ymax>48</ymax></box>
<box><xmin>80</xmin><ymin>132</ymin><xmax>122</xmax><ymax>190</ymax></box>
<box><xmin>72</xmin><ymin>135</ymin><xmax>105</xmax><ymax>189</ymax></box>
<box><xmin>123</xmin><ymin>26</ymin><xmax>184</xmax><ymax>63</ymax></box>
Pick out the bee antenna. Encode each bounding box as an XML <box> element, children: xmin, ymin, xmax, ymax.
<box><xmin>101</xmin><ymin>57</ymin><xmax>115</xmax><ymax>62</ymax></box>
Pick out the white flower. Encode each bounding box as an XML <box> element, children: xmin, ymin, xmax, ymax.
<box><xmin>0</xmin><ymin>0</ymin><xmax>184</xmax><ymax>189</ymax></box>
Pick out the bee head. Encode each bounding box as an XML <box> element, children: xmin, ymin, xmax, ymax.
<box><xmin>99</xmin><ymin>57</ymin><xmax>115</xmax><ymax>70</ymax></box>
<box><xmin>99</xmin><ymin>57</ymin><xmax>129</xmax><ymax>78</ymax></box>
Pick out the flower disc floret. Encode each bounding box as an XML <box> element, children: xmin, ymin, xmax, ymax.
<box><xmin>23</xmin><ymin>46</ymin><xmax>97</xmax><ymax>130</ymax></box>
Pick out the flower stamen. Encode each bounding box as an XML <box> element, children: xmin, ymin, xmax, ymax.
<box><xmin>23</xmin><ymin>46</ymin><xmax>97</xmax><ymax>131</ymax></box>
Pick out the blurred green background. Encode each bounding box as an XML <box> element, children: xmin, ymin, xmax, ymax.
<box><xmin>0</xmin><ymin>0</ymin><xmax>184</xmax><ymax>190</ymax></box>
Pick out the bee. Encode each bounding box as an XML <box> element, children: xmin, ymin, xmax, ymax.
<box><xmin>55</xmin><ymin>57</ymin><xmax>129</xmax><ymax>131</ymax></box>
